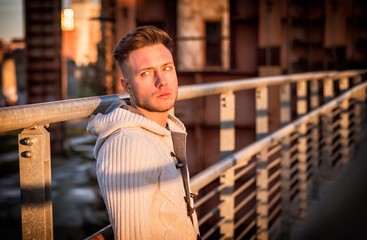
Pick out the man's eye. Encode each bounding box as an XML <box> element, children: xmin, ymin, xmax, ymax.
<box><xmin>141</xmin><ymin>71</ymin><xmax>150</xmax><ymax>76</ymax></box>
<box><xmin>163</xmin><ymin>66</ymin><xmax>172</xmax><ymax>71</ymax></box>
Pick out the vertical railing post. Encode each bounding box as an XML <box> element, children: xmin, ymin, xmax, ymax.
<box><xmin>321</xmin><ymin>77</ymin><xmax>334</xmax><ymax>180</ymax></box>
<box><xmin>351</xmin><ymin>86</ymin><xmax>365</xmax><ymax>154</ymax></box>
<box><xmin>255</xmin><ymin>86</ymin><xmax>269</xmax><ymax>239</ymax></box>
<box><xmin>296</xmin><ymin>79</ymin><xmax>308</xmax><ymax>219</ymax></box>
<box><xmin>219</xmin><ymin>92</ymin><xmax>235</xmax><ymax>238</ymax></box>
<box><xmin>339</xmin><ymin>77</ymin><xmax>349</xmax><ymax>94</ymax></box>
<box><xmin>352</xmin><ymin>74</ymin><xmax>362</xmax><ymax>86</ymax></box>
<box><xmin>309</xmin><ymin>79</ymin><xmax>320</xmax><ymax>198</ymax></box>
<box><xmin>18</xmin><ymin>125</ymin><xmax>53</xmax><ymax>240</ymax></box>
<box><xmin>339</xmin><ymin>77</ymin><xmax>350</xmax><ymax>165</ymax></box>
<box><xmin>280</xmin><ymin>83</ymin><xmax>292</xmax><ymax>239</ymax></box>
<box><xmin>352</xmin><ymin>75</ymin><xmax>364</xmax><ymax>145</ymax></box>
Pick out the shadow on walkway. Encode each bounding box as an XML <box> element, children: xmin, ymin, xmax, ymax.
<box><xmin>290</xmin><ymin>131</ymin><xmax>367</xmax><ymax>240</ymax></box>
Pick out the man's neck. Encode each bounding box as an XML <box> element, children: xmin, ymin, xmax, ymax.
<box><xmin>135</xmin><ymin>106</ymin><xmax>169</xmax><ymax>128</ymax></box>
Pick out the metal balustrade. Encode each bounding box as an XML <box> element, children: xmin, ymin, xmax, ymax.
<box><xmin>0</xmin><ymin>70</ymin><xmax>366</xmax><ymax>240</ymax></box>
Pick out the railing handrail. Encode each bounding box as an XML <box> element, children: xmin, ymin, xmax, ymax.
<box><xmin>0</xmin><ymin>70</ymin><xmax>365</xmax><ymax>133</ymax></box>
<box><xmin>190</xmin><ymin>81</ymin><xmax>367</xmax><ymax>193</ymax></box>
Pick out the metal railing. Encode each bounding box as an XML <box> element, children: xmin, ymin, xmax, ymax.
<box><xmin>0</xmin><ymin>70</ymin><xmax>366</xmax><ymax>240</ymax></box>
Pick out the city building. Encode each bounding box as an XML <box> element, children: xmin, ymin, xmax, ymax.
<box><xmin>62</xmin><ymin>0</ymin><xmax>101</xmax><ymax>67</ymax></box>
<box><xmin>99</xmin><ymin>0</ymin><xmax>367</xmax><ymax>174</ymax></box>
<box><xmin>0</xmin><ymin>38</ymin><xmax>25</xmax><ymax>107</ymax></box>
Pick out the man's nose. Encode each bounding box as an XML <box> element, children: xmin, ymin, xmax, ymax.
<box><xmin>155</xmin><ymin>71</ymin><xmax>167</xmax><ymax>87</ymax></box>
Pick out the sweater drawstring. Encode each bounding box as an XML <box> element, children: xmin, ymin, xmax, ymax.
<box><xmin>170</xmin><ymin>152</ymin><xmax>197</xmax><ymax>217</ymax></box>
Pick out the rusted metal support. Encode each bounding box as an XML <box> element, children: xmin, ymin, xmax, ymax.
<box><xmin>255</xmin><ymin>86</ymin><xmax>269</xmax><ymax>239</ymax></box>
<box><xmin>219</xmin><ymin>92</ymin><xmax>235</xmax><ymax>238</ymax></box>
<box><xmin>18</xmin><ymin>125</ymin><xmax>53</xmax><ymax>240</ymax></box>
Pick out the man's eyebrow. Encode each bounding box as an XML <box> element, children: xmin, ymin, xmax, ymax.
<box><xmin>138</xmin><ymin>62</ymin><xmax>174</xmax><ymax>72</ymax></box>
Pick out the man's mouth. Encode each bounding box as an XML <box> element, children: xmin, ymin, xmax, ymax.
<box><xmin>157</xmin><ymin>92</ymin><xmax>172</xmax><ymax>98</ymax></box>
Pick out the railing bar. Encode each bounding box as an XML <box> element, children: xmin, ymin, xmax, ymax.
<box><xmin>198</xmin><ymin>202</ymin><xmax>223</xmax><ymax>226</ymax></box>
<box><xmin>267</xmin><ymin>157</ymin><xmax>281</xmax><ymax>171</ymax></box>
<box><xmin>332</xmin><ymin>131</ymin><xmax>340</xmax><ymax>142</ymax></box>
<box><xmin>307</xmin><ymin>160</ymin><xmax>314</xmax><ymax>173</ymax></box>
<box><xmin>1</xmin><ymin>71</ymin><xmax>365</xmax><ymax>133</ymax></box>
<box><xmin>269</xmin><ymin>194</ymin><xmax>281</xmax><ymax>213</ymax></box>
<box><xmin>233</xmin><ymin>177</ymin><xmax>256</xmax><ymax>198</ymax></box>
<box><xmin>234</xmin><ymin>161</ymin><xmax>256</xmax><ymax>181</ymax></box>
<box><xmin>289</xmin><ymin>131</ymin><xmax>299</xmax><ymax>142</ymax></box>
<box><xmin>269</xmin><ymin>215</ymin><xmax>282</xmax><ymax>240</ymax></box>
<box><xmin>201</xmin><ymin>218</ymin><xmax>226</xmax><ymax>240</ymax></box>
<box><xmin>305</xmin><ymin>132</ymin><xmax>313</xmax><ymax>143</ymax></box>
<box><xmin>331</xmin><ymin>141</ymin><xmax>341</xmax><ymax>153</ymax></box>
<box><xmin>0</xmin><ymin>93</ymin><xmax>129</xmax><ymax>132</ymax></box>
<box><xmin>289</xmin><ymin>154</ymin><xmax>298</xmax><ymax>165</ymax></box>
<box><xmin>235</xmin><ymin>220</ymin><xmax>256</xmax><ymax>240</ymax></box>
<box><xmin>290</xmin><ymin>164</ymin><xmax>298</xmax><ymax>177</ymax></box>
<box><xmin>332</xmin><ymin>107</ymin><xmax>341</xmax><ymax>116</ymax></box>
<box><xmin>267</xmin><ymin>145</ymin><xmax>280</xmax><ymax>158</ymax></box>
<box><xmin>289</xmin><ymin>144</ymin><xmax>298</xmax><ymax>155</ymax></box>
<box><xmin>269</xmin><ymin>169</ymin><xmax>281</xmax><ymax>187</ymax></box>
<box><xmin>349</xmin><ymin>115</ymin><xmax>357</xmax><ymax>124</ymax></box>
<box><xmin>332</xmin><ymin>118</ymin><xmax>341</xmax><ymax>128</ymax></box>
<box><xmin>195</xmin><ymin>184</ymin><xmax>225</xmax><ymax>208</ymax></box>
<box><xmin>330</xmin><ymin>152</ymin><xmax>341</xmax><ymax>165</ymax></box>
<box><xmin>234</xmin><ymin>208</ymin><xmax>256</xmax><ymax>228</ymax></box>
<box><xmin>234</xmin><ymin>191</ymin><xmax>256</xmax><ymax>213</ymax></box>
<box><xmin>179</xmin><ymin>71</ymin><xmax>344</xmax><ymax>101</ymax></box>
<box><xmin>290</xmin><ymin>176</ymin><xmax>299</xmax><ymax>189</ymax></box>
<box><xmin>269</xmin><ymin>204</ymin><xmax>282</xmax><ymax>225</ymax></box>
<box><xmin>269</xmin><ymin>181</ymin><xmax>281</xmax><ymax>198</ymax></box>
<box><xmin>289</xmin><ymin>184</ymin><xmax>299</xmax><ymax>198</ymax></box>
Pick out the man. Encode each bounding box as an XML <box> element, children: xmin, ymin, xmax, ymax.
<box><xmin>87</xmin><ymin>26</ymin><xmax>200</xmax><ymax>239</ymax></box>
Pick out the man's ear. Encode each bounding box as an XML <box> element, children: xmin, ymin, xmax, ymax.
<box><xmin>121</xmin><ymin>78</ymin><xmax>132</xmax><ymax>94</ymax></box>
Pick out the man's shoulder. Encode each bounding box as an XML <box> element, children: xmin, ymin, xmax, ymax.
<box><xmin>167</xmin><ymin>113</ymin><xmax>187</xmax><ymax>134</ymax></box>
<box><xmin>106</xmin><ymin>126</ymin><xmax>169</xmax><ymax>154</ymax></box>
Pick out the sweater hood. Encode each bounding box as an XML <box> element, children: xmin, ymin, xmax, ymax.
<box><xmin>87</xmin><ymin>99</ymin><xmax>186</xmax><ymax>158</ymax></box>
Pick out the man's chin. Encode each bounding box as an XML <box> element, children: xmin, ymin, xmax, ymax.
<box><xmin>140</xmin><ymin>105</ymin><xmax>174</xmax><ymax>113</ymax></box>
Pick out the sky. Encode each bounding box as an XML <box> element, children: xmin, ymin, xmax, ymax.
<box><xmin>0</xmin><ymin>0</ymin><xmax>23</xmax><ymax>42</ymax></box>
<box><xmin>0</xmin><ymin>0</ymin><xmax>99</xmax><ymax>43</ymax></box>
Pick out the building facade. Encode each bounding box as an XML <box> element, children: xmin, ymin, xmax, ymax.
<box><xmin>99</xmin><ymin>0</ymin><xmax>367</xmax><ymax>174</ymax></box>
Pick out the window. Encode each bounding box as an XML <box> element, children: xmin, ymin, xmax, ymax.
<box><xmin>205</xmin><ymin>21</ymin><xmax>222</xmax><ymax>67</ymax></box>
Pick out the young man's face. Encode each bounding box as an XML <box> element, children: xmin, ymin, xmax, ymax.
<box><xmin>122</xmin><ymin>44</ymin><xmax>178</xmax><ymax>114</ymax></box>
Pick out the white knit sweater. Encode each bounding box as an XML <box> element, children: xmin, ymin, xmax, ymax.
<box><xmin>87</xmin><ymin>102</ymin><xmax>200</xmax><ymax>239</ymax></box>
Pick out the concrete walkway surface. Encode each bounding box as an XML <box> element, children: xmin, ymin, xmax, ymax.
<box><xmin>290</xmin><ymin>132</ymin><xmax>367</xmax><ymax>240</ymax></box>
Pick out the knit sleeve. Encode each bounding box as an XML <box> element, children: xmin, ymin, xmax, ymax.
<box><xmin>96</xmin><ymin>131</ymin><xmax>159</xmax><ymax>240</ymax></box>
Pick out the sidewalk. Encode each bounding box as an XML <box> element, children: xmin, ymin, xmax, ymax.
<box><xmin>290</xmin><ymin>132</ymin><xmax>367</xmax><ymax>240</ymax></box>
